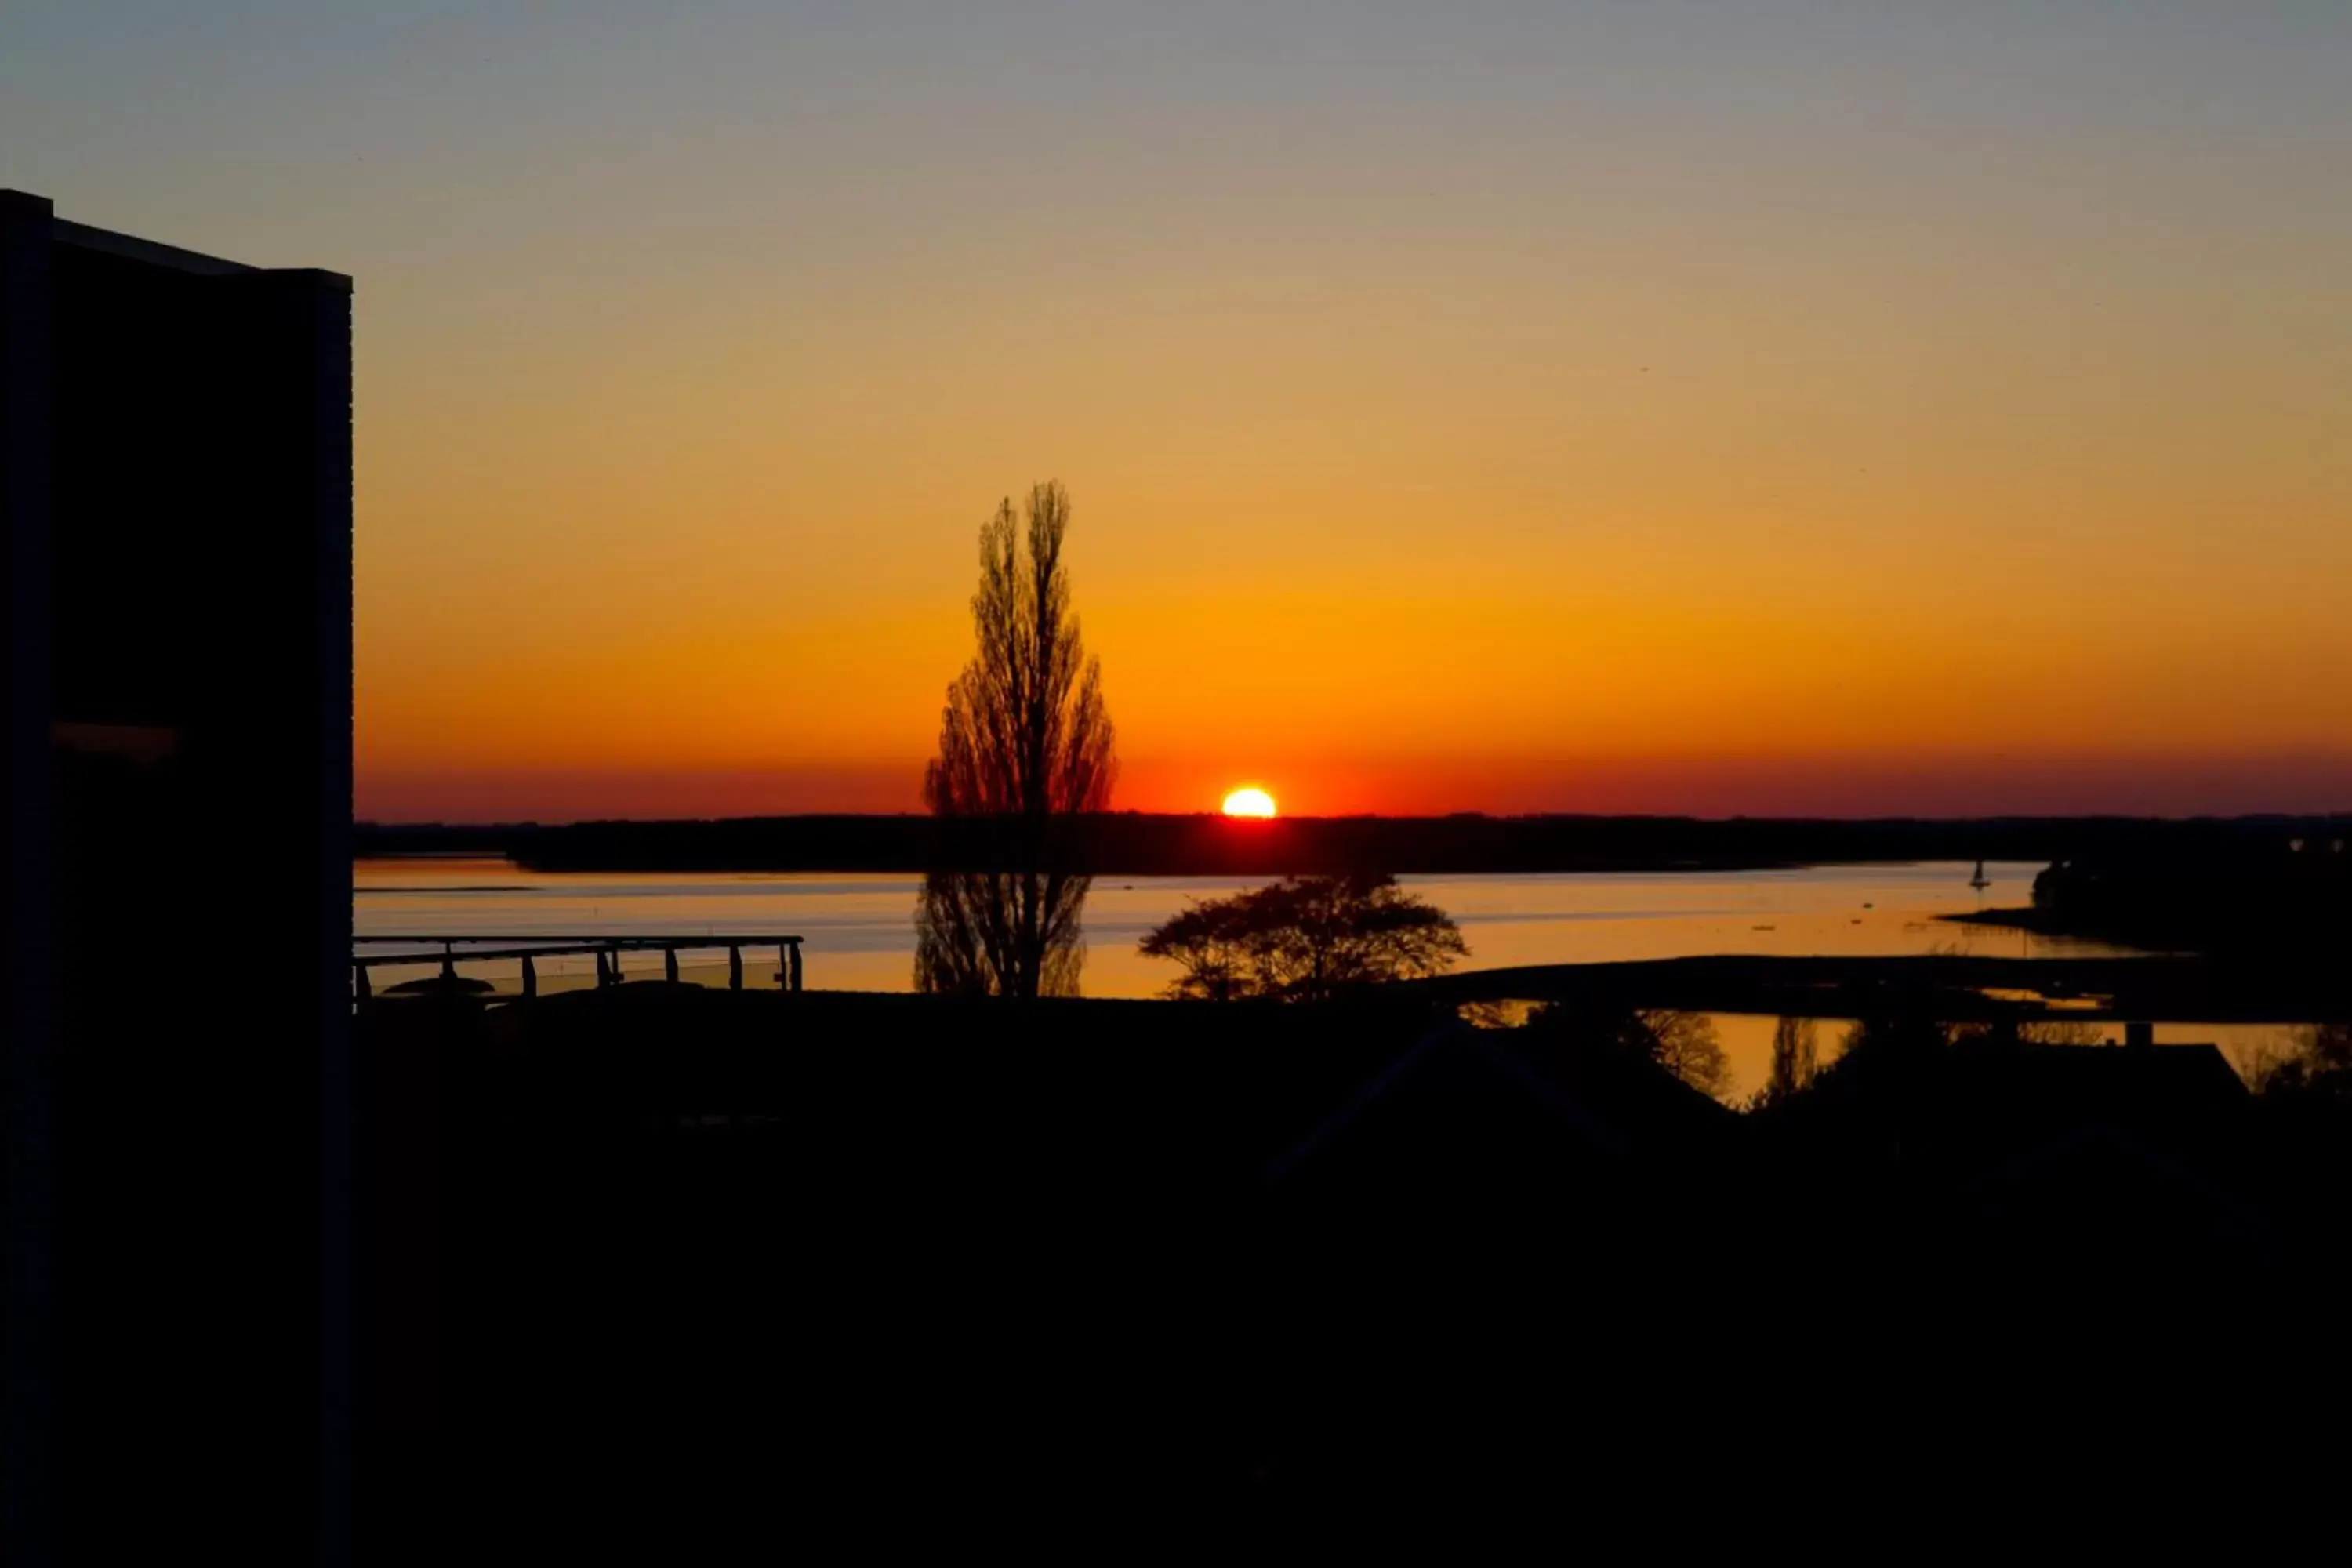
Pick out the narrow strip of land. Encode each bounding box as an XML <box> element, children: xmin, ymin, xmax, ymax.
<box><xmin>1412</xmin><ymin>954</ymin><xmax>2349</xmax><ymax>1023</ymax></box>
<box><xmin>355</xmin><ymin>811</ymin><xmax>2352</xmax><ymax>877</ymax></box>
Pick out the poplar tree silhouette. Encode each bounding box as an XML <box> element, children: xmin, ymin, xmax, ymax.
<box><xmin>914</xmin><ymin>482</ymin><xmax>1116</xmax><ymax>997</ymax></box>
<box><xmin>1761</xmin><ymin>1016</ymin><xmax>1820</xmax><ymax>1104</ymax></box>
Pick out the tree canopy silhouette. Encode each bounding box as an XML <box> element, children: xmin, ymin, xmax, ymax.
<box><xmin>1755</xmin><ymin>1015</ymin><xmax>1820</xmax><ymax>1106</ymax></box>
<box><xmin>1137</xmin><ymin>872</ymin><xmax>1467</xmax><ymax>1001</ymax></box>
<box><xmin>914</xmin><ymin>481</ymin><xmax>1116</xmax><ymax>998</ymax></box>
<box><xmin>2238</xmin><ymin>1022</ymin><xmax>2352</xmax><ymax>1102</ymax></box>
<box><xmin>1516</xmin><ymin>1002</ymin><xmax>1734</xmax><ymax>1100</ymax></box>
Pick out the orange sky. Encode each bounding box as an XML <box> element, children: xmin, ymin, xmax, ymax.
<box><xmin>15</xmin><ymin>6</ymin><xmax>2349</xmax><ymax>820</ymax></box>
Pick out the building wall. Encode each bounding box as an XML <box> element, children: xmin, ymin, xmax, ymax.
<box><xmin>2</xmin><ymin>190</ymin><xmax>352</xmax><ymax>1565</ymax></box>
<box><xmin>0</xmin><ymin>185</ymin><xmax>63</xmax><ymax>1568</ymax></box>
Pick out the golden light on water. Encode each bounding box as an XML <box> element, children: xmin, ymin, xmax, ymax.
<box><xmin>1221</xmin><ymin>787</ymin><xmax>1277</xmax><ymax>819</ymax></box>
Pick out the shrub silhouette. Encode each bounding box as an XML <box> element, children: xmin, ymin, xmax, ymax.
<box><xmin>1138</xmin><ymin>872</ymin><xmax>1467</xmax><ymax>1001</ymax></box>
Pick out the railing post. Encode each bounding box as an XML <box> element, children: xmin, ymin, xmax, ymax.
<box><xmin>347</xmin><ymin>936</ymin><xmax>804</xmax><ymax>1000</ymax></box>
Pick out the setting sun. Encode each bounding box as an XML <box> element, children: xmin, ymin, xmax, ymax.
<box><xmin>1221</xmin><ymin>787</ymin><xmax>1277</xmax><ymax>819</ymax></box>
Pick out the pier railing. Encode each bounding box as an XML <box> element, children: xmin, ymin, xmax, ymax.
<box><xmin>354</xmin><ymin>935</ymin><xmax>804</xmax><ymax>1002</ymax></box>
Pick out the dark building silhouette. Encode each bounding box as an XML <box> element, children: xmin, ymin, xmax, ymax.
<box><xmin>2</xmin><ymin>191</ymin><xmax>350</xmax><ymax>1564</ymax></box>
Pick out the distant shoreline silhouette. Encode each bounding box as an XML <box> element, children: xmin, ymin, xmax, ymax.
<box><xmin>357</xmin><ymin>810</ymin><xmax>2352</xmax><ymax>880</ymax></box>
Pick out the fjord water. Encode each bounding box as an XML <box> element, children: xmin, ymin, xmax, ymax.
<box><xmin>364</xmin><ymin>857</ymin><xmax>2321</xmax><ymax>1099</ymax></box>
<box><xmin>357</xmin><ymin>856</ymin><xmax>2125</xmax><ymax>993</ymax></box>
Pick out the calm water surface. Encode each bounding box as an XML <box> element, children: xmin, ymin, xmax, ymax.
<box><xmin>355</xmin><ymin>858</ymin><xmax>2308</xmax><ymax>1098</ymax></box>
<box><xmin>356</xmin><ymin>857</ymin><xmax>2118</xmax><ymax>995</ymax></box>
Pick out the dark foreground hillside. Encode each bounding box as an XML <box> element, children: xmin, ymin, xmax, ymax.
<box><xmin>349</xmin><ymin>987</ymin><xmax>2352</xmax><ymax>1553</ymax></box>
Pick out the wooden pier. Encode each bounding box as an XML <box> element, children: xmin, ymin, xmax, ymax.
<box><xmin>353</xmin><ymin>935</ymin><xmax>804</xmax><ymax>1002</ymax></box>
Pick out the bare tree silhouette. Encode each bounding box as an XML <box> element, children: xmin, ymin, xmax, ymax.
<box><xmin>2012</xmin><ymin>1019</ymin><xmax>2109</xmax><ymax>1047</ymax></box>
<box><xmin>1517</xmin><ymin>1002</ymin><xmax>1733</xmax><ymax>1100</ymax></box>
<box><xmin>1758</xmin><ymin>1015</ymin><xmax>1820</xmax><ymax>1105</ymax></box>
<box><xmin>1638</xmin><ymin>1009</ymin><xmax>1733</xmax><ymax>1100</ymax></box>
<box><xmin>2240</xmin><ymin>1022</ymin><xmax>2352</xmax><ymax>1101</ymax></box>
<box><xmin>915</xmin><ymin>481</ymin><xmax>1116</xmax><ymax>998</ymax></box>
